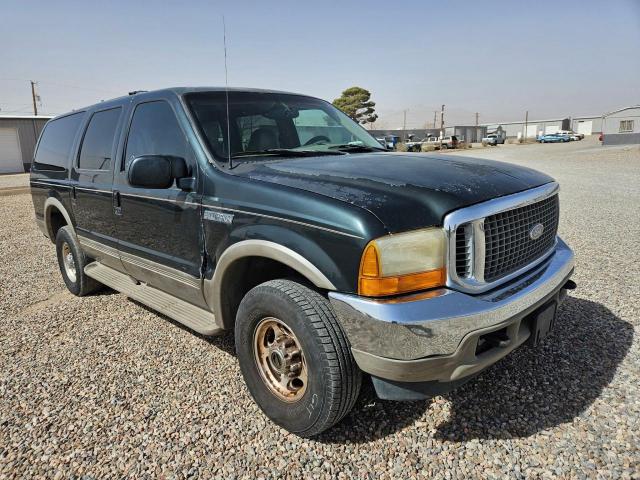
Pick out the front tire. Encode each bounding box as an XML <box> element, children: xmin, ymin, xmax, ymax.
<box><xmin>235</xmin><ymin>279</ymin><xmax>361</xmax><ymax>437</ymax></box>
<box><xmin>55</xmin><ymin>226</ymin><xmax>101</xmax><ymax>296</ymax></box>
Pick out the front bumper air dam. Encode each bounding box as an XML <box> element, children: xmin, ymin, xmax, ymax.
<box><xmin>328</xmin><ymin>238</ymin><xmax>575</xmax><ymax>399</ymax></box>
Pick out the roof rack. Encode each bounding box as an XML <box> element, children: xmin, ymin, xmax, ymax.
<box><xmin>128</xmin><ymin>90</ymin><xmax>147</xmax><ymax>96</ymax></box>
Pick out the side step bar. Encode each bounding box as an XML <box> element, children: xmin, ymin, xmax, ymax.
<box><xmin>85</xmin><ymin>262</ymin><xmax>223</xmax><ymax>336</ymax></box>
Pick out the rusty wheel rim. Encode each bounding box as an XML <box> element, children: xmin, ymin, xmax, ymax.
<box><xmin>253</xmin><ymin>317</ymin><xmax>307</xmax><ymax>402</ymax></box>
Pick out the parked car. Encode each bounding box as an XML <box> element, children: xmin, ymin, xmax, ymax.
<box><xmin>422</xmin><ymin>135</ymin><xmax>459</xmax><ymax>149</ymax></box>
<box><xmin>556</xmin><ymin>130</ymin><xmax>583</xmax><ymax>141</ymax></box>
<box><xmin>482</xmin><ymin>134</ymin><xmax>505</xmax><ymax>146</ymax></box>
<box><xmin>537</xmin><ymin>133</ymin><xmax>570</xmax><ymax>143</ymax></box>
<box><xmin>440</xmin><ymin>135</ymin><xmax>458</xmax><ymax>149</ymax></box>
<box><xmin>30</xmin><ymin>87</ymin><xmax>575</xmax><ymax>437</ymax></box>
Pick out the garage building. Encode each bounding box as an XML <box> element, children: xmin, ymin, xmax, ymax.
<box><xmin>601</xmin><ymin>106</ymin><xmax>640</xmax><ymax>145</ymax></box>
<box><xmin>0</xmin><ymin>115</ymin><xmax>52</xmax><ymax>174</ymax></box>
<box><xmin>570</xmin><ymin>115</ymin><xmax>603</xmax><ymax>136</ymax></box>
<box><xmin>482</xmin><ymin>118</ymin><xmax>570</xmax><ymax>139</ymax></box>
<box><xmin>369</xmin><ymin>125</ymin><xmax>487</xmax><ymax>143</ymax></box>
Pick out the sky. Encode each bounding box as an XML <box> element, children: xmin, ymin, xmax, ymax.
<box><xmin>2</xmin><ymin>0</ymin><xmax>639</xmax><ymax>128</ymax></box>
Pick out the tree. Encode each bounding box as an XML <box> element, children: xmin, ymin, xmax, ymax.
<box><xmin>332</xmin><ymin>87</ymin><xmax>378</xmax><ymax>125</ymax></box>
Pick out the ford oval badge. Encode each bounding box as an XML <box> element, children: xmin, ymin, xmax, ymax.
<box><xmin>529</xmin><ymin>223</ymin><xmax>545</xmax><ymax>240</ymax></box>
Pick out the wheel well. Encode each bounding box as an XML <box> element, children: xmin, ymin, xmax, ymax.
<box><xmin>48</xmin><ymin>207</ymin><xmax>67</xmax><ymax>242</ymax></box>
<box><xmin>219</xmin><ymin>256</ymin><xmax>311</xmax><ymax>330</ymax></box>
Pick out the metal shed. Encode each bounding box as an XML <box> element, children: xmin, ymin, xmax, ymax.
<box><xmin>0</xmin><ymin>115</ymin><xmax>52</xmax><ymax>173</ymax></box>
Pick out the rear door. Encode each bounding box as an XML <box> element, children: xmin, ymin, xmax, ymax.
<box><xmin>113</xmin><ymin>98</ymin><xmax>205</xmax><ymax>307</ymax></box>
<box><xmin>70</xmin><ymin>106</ymin><xmax>124</xmax><ymax>270</ymax></box>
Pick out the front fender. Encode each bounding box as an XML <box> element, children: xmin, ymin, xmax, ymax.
<box><xmin>203</xmin><ymin>236</ymin><xmax>339</xmax><ymax>327</ymax></box>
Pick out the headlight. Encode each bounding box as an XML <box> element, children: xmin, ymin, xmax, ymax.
<box><xmin>358</xmin><ymin>227</ymin><xmax>446</xmax><ymax>297</ymax></box>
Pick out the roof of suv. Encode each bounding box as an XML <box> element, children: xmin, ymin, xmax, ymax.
<box><xmin>50</xmin><ymin>87</ymin><xmax>314</xmax><ymax>122</ymax></box>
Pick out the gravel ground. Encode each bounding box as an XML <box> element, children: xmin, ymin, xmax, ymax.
<box><xmin>1</xmin><ymin>139</ymin><xmax>639</xmax><ymax>478</ymax></box>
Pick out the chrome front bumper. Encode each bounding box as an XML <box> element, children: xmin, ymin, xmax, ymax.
<box><xmin>329</xmin><ymin>237</ymin><xmax>575</xmax><ymax>383</ymax></box>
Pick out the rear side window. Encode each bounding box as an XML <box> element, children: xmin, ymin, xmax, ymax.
<box><xmin>123</xmin><ymin>101</ymin><xmax>192</xmax><ymax>170</ymax></box>
<box><xmin>34</xmin><ymin>112</ymin><xmax>84</xmax><ymax>169</ymax></box>
<box><xmin>78</xmin><ymin>107</ymin><xmax>121</xmax><ymax>170</ymax></box>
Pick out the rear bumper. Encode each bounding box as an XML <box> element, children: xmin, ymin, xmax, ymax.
<box><xmin>329</xmin><ymin>238</ymin><xmax>574</xmax><ymax>387</ymax></box>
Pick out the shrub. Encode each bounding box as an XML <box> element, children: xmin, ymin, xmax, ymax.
<box><xmin>395</xmin><ymin>143</ymin><xmax>408</xmax><ymax>152</ymax></box>
<box><xmin>421</xmin><ymin>144</ymin><xmax>437</xmax><ymax>152</ymax></box>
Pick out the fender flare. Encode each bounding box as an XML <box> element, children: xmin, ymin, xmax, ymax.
<box><xmin>43</xmin><ymin>197</ymin><xmax>74</xmax><ymax>241</ymax></box>
<box><xmin>204</xmin><ymin>239</ymin><xmax>337</xmax><ymax>328</ymax></box>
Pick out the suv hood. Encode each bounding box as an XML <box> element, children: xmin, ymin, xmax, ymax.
<box><xmin>238</xmin><ymin>152</ymin><xmax>554</xmax><ymax>233</ymax></box>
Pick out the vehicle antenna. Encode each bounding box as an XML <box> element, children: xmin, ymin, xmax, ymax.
<box><xmin>223</xmin><ymin>15</ymin><xmax>232</xmax><ymax>169</ymax></box>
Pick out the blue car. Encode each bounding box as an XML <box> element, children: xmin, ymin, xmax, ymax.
<box><xmin>537</xmin><ymin>133</ymin><xmax>570</xmax><ymax>143</ymax></box>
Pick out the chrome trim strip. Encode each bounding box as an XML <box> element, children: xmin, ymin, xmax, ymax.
<box><xmin>118</xmin><ymin>192</ymin><xmax>199</xmax><ymax>206</ymax></box>
<box><xmin>471</xmin><ymin>220</ymin><xmax>485</xmax><ymax>283</ymax></box>
<box><xmin>30</xmin><ymin>180</ymin><xmax>72</xmax><ymax>189</ymax></box>
<box><xmin>75</xmin><ymin>186</ymin><xmax>112</xmax><ymax>194</ymax></box>
<box><xmin>34</xmin><ymin>183</ymin><xmax>359</xmax><ymax>238</ymax></box>
<box><xmin>202</xmin><ymin>204</ymin><xmax>363</xmax><ymax>239</ymax></box>
<box><xmin>329</xmin><ymin>238</ymin><xmax>574</xmax><ymax>361</ymax></box>
<box><xmin>444</xmin><ymin>182</ymin><xmax>559</xmax><ymax>294</ymax></box>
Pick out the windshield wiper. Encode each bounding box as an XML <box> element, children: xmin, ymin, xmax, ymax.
<box><xmin>328</xmin><ymin>144</ymin><xmax>387</xmax><ymax>152</ymax></box>
<box><xmin>231</xmin><ymin>148</ymin><xmax>345</xmax><ymax>159</ymax></box>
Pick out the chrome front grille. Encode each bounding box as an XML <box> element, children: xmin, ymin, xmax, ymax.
<box><xmin>483</xmin><ymin>195</ymin><xmax>559</xmax><ymax>282</ymax></box>
<box><xmin>445</xmin><ymin>182</ymin><xmax>560</xmax><ymax>293</ymax></box>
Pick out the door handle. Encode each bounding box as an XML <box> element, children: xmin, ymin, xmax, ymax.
<box><xmin>113</xmin><ymin>190</ymin><xmax>122</xmax><ymax>216</ymax></box>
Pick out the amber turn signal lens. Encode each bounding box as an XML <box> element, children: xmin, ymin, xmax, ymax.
<box><xmin>360</xmin><ymin>244</ymin><xmax>380</xmax><ymax>277</ymax></box>
<box><xmin>358</xmin><ymin>268</ymin><xmax>446</xmax><ymax>297</ymax></box>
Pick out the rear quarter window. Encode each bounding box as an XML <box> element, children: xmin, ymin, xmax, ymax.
<box><xmin>34</xmin><ymin>112</ymin><xmax>84</xmax><ymax>170</ymax></box>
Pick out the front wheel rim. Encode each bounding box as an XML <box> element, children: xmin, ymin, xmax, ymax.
<box><xmin>253</xmin><ymin>317</ymin><xmax>308</xmax><ymax>402</ymax></box>
<box><xmin>61</xmin><ymin>242</ymin><xmax>77</xmax><ymax>283</ymax></box>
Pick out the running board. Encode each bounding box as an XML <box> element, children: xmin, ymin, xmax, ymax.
<box><xmin>85</xmin><ymin>262</ymin><xmax>223</xmax><ymax>336</ymax></box>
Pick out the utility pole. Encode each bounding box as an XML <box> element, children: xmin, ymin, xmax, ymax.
<box><xmin>475</xmin><ymin>112</ymin><xmax>479</xmax><ymax>127</ymax></box>
<box><xmin>402</xmin><ymin>109</ymin><xmax>407</xmax><ymax>142</ymax></box>
<box><xmin>30</xmin><ymin>81</ymin><xmax>39</xmax><ymax>116</ymax></box>
<box><xmin>439</xmin><ymin>104</ymin><xmax>445</xmax><ymax>149</ymax></box>
<box><xmin>433</xmin><ymin>111</ymin><xmax>438</xmax><ymax>129</ymax></box>
<box><xmin>523</xmin><ymin>110</ymin><xmax>529</xmax><ymax>143</ymax></box>
<box><xmin>475</xmin><ymin>112</ymin><xmax>479</xmax><ymax>143</ymax></box>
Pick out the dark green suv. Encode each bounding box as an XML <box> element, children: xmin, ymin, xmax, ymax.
<box><xmin>30</xmin><ymin>87</ymin><xmax>575</xmax><ymax>436</ymax></box>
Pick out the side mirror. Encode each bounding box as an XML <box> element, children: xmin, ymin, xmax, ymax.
<box><xmin>128</xmin><ymin>155</ymin><xmax>189</xmax><ymax>189</ymax></box>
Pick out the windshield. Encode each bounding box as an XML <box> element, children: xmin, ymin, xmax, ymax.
<box><xmin>184</xmin><ymin>91</ymin><xmax>384</xmax><ymax>163</ymax></box>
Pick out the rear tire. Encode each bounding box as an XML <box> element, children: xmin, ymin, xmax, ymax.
<box><xmin>55</xmin><ymin>226</ymin><xmax>101</xmax><ymax>296</ymax></box>
<box><xmin>235</xmin><ymin>279</ymin><xmax>361</xmax><ymax>437</ymax></box>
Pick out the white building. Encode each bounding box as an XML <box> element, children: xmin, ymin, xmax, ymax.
<box><xmin>482</xmin><ymin>118</ymin><xmax>570</xmax><ymax>139</ymax></box>
<box><xmin>601</xmin><ymin>105</ymin><xmax>640</xmax><ymax>145</ymax></box>
<box><xmin>0</xmin><ymin>115</ymin><xmax>52</xmax><ymax>173</ymax></box>
<box><xmin>570</xmin><ymin>115</ymin><xmax>603</xmax><ymax>136</ymax></box>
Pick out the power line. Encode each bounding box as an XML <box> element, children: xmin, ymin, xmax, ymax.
<box><xmin>0</xmin><ymin>77</ymin><xmax>123</xmax><ymax>96</ymax></box>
